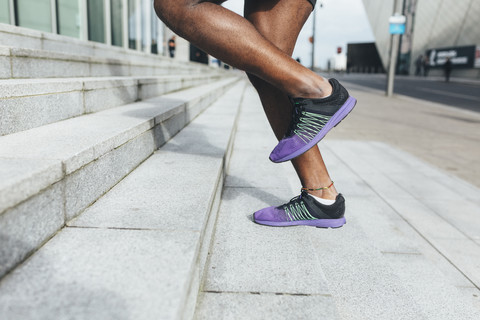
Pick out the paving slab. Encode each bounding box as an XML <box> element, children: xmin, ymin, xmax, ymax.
<box><xmin>306</xmin><ymin>217</ymin><xmax>425</xmax><ymax>320</ymax></box>
<box><xmin>0</xmin><ymin>47</ymin><xmax>11</xmax><ymax>78</ymax></box>
<box><xmin>321</xmin><ymin>139</ymin><xmax>480</xmax><ymax>310</ymax></box>
<box><xmin>0</xmin><ymin>182</ymin><xmax>64</xmax><ymax>278</ymax></box>
<box><xmin>203</xmin><ymin>186</ymin><xmax>331</xmax><ymax>295</ymax></box>
<box><xmin>0</xmin><ymin>158</ymin><xmax>62</xmax><ymax>214</ymax></box>
<box><xmin>0</xmin><ymin>227</ymin><xmax>200</xmax><ymax>320</ymax></box>
<box><xmin>195</xmin><ymin>292</ymin><xmax>337</xmax><ymax>320</ymax></box>
<box><xmin>0</xmin><ymin>24</ymin><xmax>42</xmax><ymax>50</ymax></box>
<box><xmin>381</xmin><ymin>252</ymin><xmax>480</xmax><ymax>319</ymax></box>
<box><xmin>0</xmin><ymin>89</ymin><xmax>83</xmax><ymax>135</ymax></box>
<box><xmin>64</xmin><ymin>130</ymin><xmax>156</xmax><ymax>220</ymax></box>
<box><xmin>327</xmin><ymin>84</ymin><xmax>480</xmax><ymax>189</ymax></box>
<box><xmin>69</xmin><ymin>152</ymin><xmax>224</xmax><ymax>230</ymax></box>
<box><xmin>320</xmin><ymin>146</ymin><xmax>480</xmax><ymax>290</ymax></box>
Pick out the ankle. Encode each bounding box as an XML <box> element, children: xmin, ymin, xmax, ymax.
<box><xmin>294</xmin><ymin>76</ymin><xmax>332</xmax><ymax>99</ymax></box>
<box><xmin>307</xmin><ymin>188</ymin><xmax>338</xmax><ymax>200</ymax></box>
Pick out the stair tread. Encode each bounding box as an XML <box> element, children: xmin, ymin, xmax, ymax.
<box><xmin>0</xmin><ymin>74</ymin><xmax>222</xmax><ymax>98</ymax></box>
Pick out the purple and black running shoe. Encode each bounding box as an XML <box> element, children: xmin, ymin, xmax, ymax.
<box><xmin>269</xmin><ymin>78</ymin><xmax>356</xmax><ymax>163</ymax></box>
<box><xmin>253</xmin><ymin>192</ymin><xmax>346</xmax><ymax>228</ymax></box>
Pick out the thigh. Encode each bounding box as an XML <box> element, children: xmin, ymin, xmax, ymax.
<box><xmin>244</xmin><ymin>0</ymin><xmax>313</xmax><ymax>54</ymax></box>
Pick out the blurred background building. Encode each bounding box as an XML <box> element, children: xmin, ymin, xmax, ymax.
<box><xmin>0</xmin><ymin>0</ymin><xmax>211</xmax><ymax>64</ymax></box>
<box><xmin>349</xmin><ymin>0</ymin><xmax>480</xmax><ymax>79</ymax></box>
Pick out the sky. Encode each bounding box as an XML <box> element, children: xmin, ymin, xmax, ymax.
<box><xmin>223</xmin><ymin>0</ymin><xmax>375</xmax><ymax>69</ymax></box>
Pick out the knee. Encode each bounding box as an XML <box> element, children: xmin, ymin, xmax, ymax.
<box><xmin>154</xmin><ymin>0</ymin><xmax>227</xmax><ymax>33</ymax></box>
<box><xmin>153</xmin><ymin>0</ymin><xmax>183</xmax><ymax>28</ymax></box>
<box><xmin>153</xmin><ymin>0</ymin><xmax>198</xmax><ymax>28</ymax></box>
<box><xmin>246</xmin><ymin>72</ymin><xmax>278</xmax><ymax>95</ymax></box>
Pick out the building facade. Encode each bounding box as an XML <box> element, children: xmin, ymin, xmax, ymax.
<box><xmin>362</xmin><ymin>0</ymin><xmax>480</xmax><ymax>78</ymax></box>
<box><xmin>0</xmin><ymin>0</ymin><xmax>192</xmax><ymax>61</ymax></box>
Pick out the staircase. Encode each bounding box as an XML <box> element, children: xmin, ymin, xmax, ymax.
<box><xmin>0</xmin><ymin>23</ymin><xmax>241</xmax><ymax>319</ymax></box>
<box><xmin>1</xmin><ymin>23</ymin><xmax>480</xmax><ymax>320</ymax></box>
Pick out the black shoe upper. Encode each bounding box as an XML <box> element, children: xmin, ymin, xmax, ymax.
<box><xmin>290</xmin><ymin>78</ymin><xmax>350</xmax><ymax>116</ymax></box>
<box><xmin>281</xmin><ymin>192</ymin><xmax>346</xmax><ymax>220</ymax></box>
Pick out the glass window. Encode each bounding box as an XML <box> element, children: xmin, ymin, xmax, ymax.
<box><xmin>87</xmin><ymin>0</ymin><xmax>105</xmax><ymax>43</ymax></box>
<box><xmin>57</xmin><ymin>0</ymin><xmax>81</xmax><ymax>38</ymax></box>
<box><xmin>16</xmin><ymin>0</ymin><xmax>52</xmax><ymax>32</ymax></box>
<box><xmin>141</xmin><ymin>0</ymin><xmax>147</xmax><ymax>51</ymax></box>
<box><xmin>151</xmin><ymin>3</ymin><xmax>158</xmax><ymax>54</ymax></box>
<box><xmin>128</xmin><ymin>0</ymin><xmax>137</xmax><ymax>49</ymax></box>
<box><xmin>0</xmin><ymin>0</ymin><xmax>10</xmax><ymax>24</ymax></box>
<box><xmin>111</xmin><ymin>0</ymin><xmax>123</xmax><ymax>46</ymax></box>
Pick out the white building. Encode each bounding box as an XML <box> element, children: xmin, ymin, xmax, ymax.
<box><xmin>0</xmin><ymin>0</ymin><xmax>191</xmax><ymax>61</ymax></box>
<box><xmin>362</xmin><ymin>0</ymin><xmax>480</xmax><ymax>79</ymax></box>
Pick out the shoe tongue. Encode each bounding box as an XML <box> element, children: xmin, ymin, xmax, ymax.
<box><xmin>285</xmin><ymin>105</ymin><xmax>302</xmax><ymax>137</ymax></box>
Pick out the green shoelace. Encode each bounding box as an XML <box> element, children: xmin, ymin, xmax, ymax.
<box><xmin>283</xmin><ymin>197</ymin><xmax>316</xmax><ymax>221</ymax></box>
<box><xmin>292</xmin><ymin>104</ymin><xmax>331</xmax><ymax>143</ymax></box>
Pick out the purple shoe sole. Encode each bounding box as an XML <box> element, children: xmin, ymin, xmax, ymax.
<box><xmin>270</xmin><ymin>96</ymin><xmax>357</xmax><ymax>163</ymax></box>
<box><xmin>254</xmin><ymin>217</ymin><xmax>346</xmax><ymax>228</ymax></box>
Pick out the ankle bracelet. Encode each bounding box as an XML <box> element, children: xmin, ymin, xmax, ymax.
<box><xmin>301</xmin><ymin>181</ymin><xmax>334</xmax><ymax>192</ymax></box>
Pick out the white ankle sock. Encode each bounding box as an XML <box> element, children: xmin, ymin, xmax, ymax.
<box><xmin>310</xmin><ymin>194</ymin><xmax>336</xmax><ymax>205</ymax></box>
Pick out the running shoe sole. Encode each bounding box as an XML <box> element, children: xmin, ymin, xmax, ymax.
<box><xmin>254</xmin><ymin>217</ymin><xmax>346</xmax><ymax>228</ymax></box>
<box><xmin>270</xmin><ymin>96</ymin><xmax>357</xmax><ymax>163</ymax></box>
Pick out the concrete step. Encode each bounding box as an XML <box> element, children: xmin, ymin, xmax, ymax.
<box><xmin>0</xmin><ymin>74</ymin><xmax>228</xmax><ymax>135</ymax></box>
<box><xmin>0</xmin><ymin>45</ymin><xmax>222</xmax><ymax>79</ymax></box>
<box><xmin>0</xmin><ymin>80</ymin><xmax>246</xmax><ymax>320</ymax></box>
<box><xmin>0</xmin><ymin>23</ymin><xmax>216</xmax><ymax>75</ymax></box>
<box><xmin>0</xmin><ymin>77</ymin><xmax>239</xmax><ymax>280</ymax></box>
<box><xmin>0</xmin><ymin>23</ymin><xmax>198</xmax><ymax>66</ymax></box>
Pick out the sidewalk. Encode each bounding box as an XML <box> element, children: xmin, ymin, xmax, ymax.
<box><xmin>335</xmin><ymin>72</ymin><xmax>480</xmax><ymax>87</ymax></box>
<box><xmin>195</xmin><ymin>85</ymin><xmax>480</xmax><ymax>318</ymax></box>
<box><xmin>329</xmin><ymin>81</ymin><xmax>480</xmax><ymax>188</ymax></box>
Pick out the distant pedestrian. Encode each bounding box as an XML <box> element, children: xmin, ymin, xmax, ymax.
<box><xmin>168</xmin><ymin>36</ymin><xmax>176</xmax><ymax>58</ymax></box>
<box><xmin>415</xmin><ymin>55</ymin><xmax>423</xmax><ymax>76</ymax></box>
<box><xmin>423</xmin><ymin>56</ymin><xmax>430</xmax><ymax>77</ymax></box>
<box><xmin>444</xmin><ymin>57</ymin><xmax>452</xmax><ymax>82</ymax></box>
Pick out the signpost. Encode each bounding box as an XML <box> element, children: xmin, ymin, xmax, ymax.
<box><xmin>386</xmin><ymin>13</ymin><xmax>406</xmax><ymax>97</ymax></box>
<box><xmin>426</xmin><ymin>45</ymin><xmax>477</xmax><ymax>68</ymax></box>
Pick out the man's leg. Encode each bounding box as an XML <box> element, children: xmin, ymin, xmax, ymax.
<box><xmin>244</xmin><ymin>0</ymin><xmax>337</xmax><ymax>200</ymax></box>
<box><xmin>154</xmin><ymin>0</ymin><xmax>355</xmax><ymax>164</ymax></box>
<box><xmin>153</xmin><ymin>0</ymin><xmax>332</xmax><ymax>99</ymax></box>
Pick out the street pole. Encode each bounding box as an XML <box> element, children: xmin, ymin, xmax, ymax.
<box><xmin>386</xmin><ymin>0</ymin><xmax>400</xmax><ymax>97</ymax></box>
<box><xmin>311</xmin><ymin>7</ymin><xmax>316</xmax><ymax>71</ymax></box>
<box><xmin>387</xmin><ymin>34</ymin><xmax>400</xmax><ymax>97</ymax></box>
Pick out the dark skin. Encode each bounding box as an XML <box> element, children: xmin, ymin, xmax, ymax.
<box><xmin>154</xmin><ymin>0</ymin><xmax>338</xmax><ymax>199</ymax></box>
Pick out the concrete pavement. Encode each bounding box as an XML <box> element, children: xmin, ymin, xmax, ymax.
<box><xmin>328</xmin><ymin>80</ymin><xmax>480</xmax><ymax>188</ymax></box>
<box><xmin>196</xmin><ymin>83</ymin><xmax>480</xmax><ymax>318</ymax></box>
<box><xmin>332</xmin><ymin>73</ymin><xmax>480</xmax><ymax>113</ymax></box>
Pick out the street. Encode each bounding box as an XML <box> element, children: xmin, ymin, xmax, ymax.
<box><xmin>331</xmin><ymin>73</ymin><xmax>480</xmax><ymax>113</ymax></box>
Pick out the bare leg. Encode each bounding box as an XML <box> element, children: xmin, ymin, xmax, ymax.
<box><xmin>244</xmin><ymin>0</ymin><xmax>337</xmax><ymax>199</ymax></box>
<box><xmin>153</xmin><ymin>0</ymin><xmax>332</xmax><ymax>98</ymax></box>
